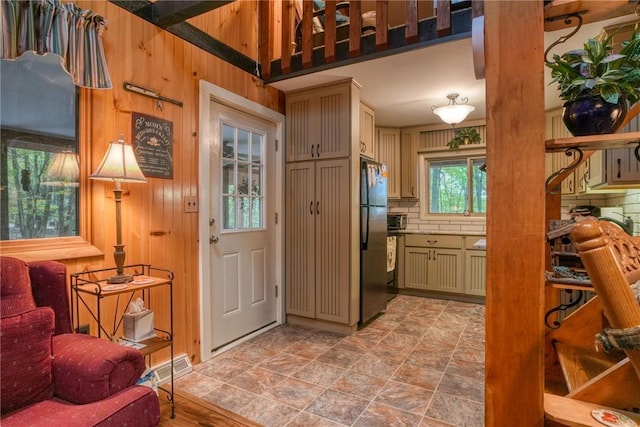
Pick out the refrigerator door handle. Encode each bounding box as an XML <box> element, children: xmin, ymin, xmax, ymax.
<box><xmin>361</xmin><ymin>206</ymin><xmax>370</xmax><ymax>251</ymax></box>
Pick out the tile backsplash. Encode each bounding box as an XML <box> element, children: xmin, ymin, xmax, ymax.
<box><xmin>389</xmin><ymin>188</ymin><xmax>640</xmax><ymax>236</ymax></box>
<box><xmin>388</xmin><ymin>200</ymin><xmax>486</xmax><ymax>234</ymax></box>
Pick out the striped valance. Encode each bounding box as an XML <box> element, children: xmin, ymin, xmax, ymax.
<box><xmin>1</xmin><ymin>0</ymin><xmax>112</xmax><ymax>89</ymax></box>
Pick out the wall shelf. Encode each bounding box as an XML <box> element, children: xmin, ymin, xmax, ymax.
<box><xmin>545</xmin><ymin>131</ymin><xmax>640</xmax><ymax>152</ymax></box>
<box><xmin>544</xmin><ymin>0</ymin><xmax>638</xmax><ymax>32</ymax></box>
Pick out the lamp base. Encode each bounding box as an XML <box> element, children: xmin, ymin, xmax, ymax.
<box><xmin>107</xmin><ymin>273</ymin><xmax>133</xmax><ymax>284</ymax></box>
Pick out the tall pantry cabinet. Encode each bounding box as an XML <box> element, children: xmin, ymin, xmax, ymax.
<box><xmin>285</xmin><ymin>80</ymin><xmax>363</xmax><ymax>334</ymax></box>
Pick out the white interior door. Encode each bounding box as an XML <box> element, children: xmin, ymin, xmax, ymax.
<box><xmin>209</xmin><ymin>102</ymin><xmax>277</xmax><ymax>351</ymax></box>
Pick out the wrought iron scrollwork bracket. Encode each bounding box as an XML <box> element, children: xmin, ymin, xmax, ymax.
<box><xmin>635</xmin><ymin>143</ymin><xmax>640</xmax><ymax>162</ymax></box>
<box><xmin>546</xmin><ymin>148</ymin><xmax>584</xmax><ymax>195</ymax></box>
<box><xmin>544</xmin><ymin>12</ymin><xmax>585</xmax><ymax>63</ymax></box>
<box><xmin>545</xmin><ymin>289</ymin><xmax>584</xmax><ymax>329</ymax></box>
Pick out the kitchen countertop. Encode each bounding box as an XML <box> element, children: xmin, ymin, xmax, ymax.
<box><xmin>396</xmin><ymin>230</ymin><xmax>486</xmax><ymax>236</ymax></box>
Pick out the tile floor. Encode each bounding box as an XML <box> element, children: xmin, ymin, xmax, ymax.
<box><xmin>175</xmin><ymin>295</ymin><xmax>485</xmax><ymax>426</ymax></box>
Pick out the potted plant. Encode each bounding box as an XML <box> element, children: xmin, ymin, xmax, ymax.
<box><xmin>546</xmin><ymin>27</ymin><xmax>640</xmax><ymax>136</ymax></box>
<box><xmin>447</xmin><ymin>127</ymin><xmax>482</xmax><ymax>149</ymax></box>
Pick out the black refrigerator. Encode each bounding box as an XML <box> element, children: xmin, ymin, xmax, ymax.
<box><xmin>360</xmin><ymin>158</ymin><xmax>389</xmax><ymax>325</ymax></box>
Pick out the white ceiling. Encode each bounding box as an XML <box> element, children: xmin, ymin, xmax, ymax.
<box><xmin>269</xmin><ymin>14</ymin><xmax>638</xmax><ymax>128</ymax></box>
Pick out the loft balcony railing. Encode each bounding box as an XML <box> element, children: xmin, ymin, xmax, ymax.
<box><xmin>259</xmin><ymin>0</ymin><xmax>484</xmax><ymax>82</ymax></box>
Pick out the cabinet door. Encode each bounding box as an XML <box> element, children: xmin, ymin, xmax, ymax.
<box><xmin>404</xmin><ymin>246</ymin><xmax>431</xmax><ymax>289</ymax></box>
<box><xmin>315</xmin><ymin>159</ymin><xmax>350</xmax><ymax>323</ymax></box>
<box><xmin>360</xmin><ymin>103</ymin><xmax>375</xmax><ymax>159</ymax></box>
<box><xmin>286</xmin><ymin>92</ymin><xmax>317</xmax><ymax>162</ymax></box>
<box><xmin>547</xmin><ymin>110</ymin><xmax>576</xmax><ymax>195</ymax></box>
<box><xmin>428</xmin><ymin>249</ymin><xmax>463</xmax><ymax>293</ymax></box>
<box><xmin>285</xmin><ymin>163</ymin><xmax>316</xmax><ymax>318</ymax></box>
<box><xmin>464</xmin><ymin>250</ymin><xmax>486</xmax><ymax>296</ymax></box>
<box><xmin>608</xmin><ymin>148</ymin><xmax>640</xmax><ymax>184</ymax></box>
<box><xmin>286</xmin><ymin>83</ymin><xmax>351</xmax><ymax>162</ymax></box>
<box><xmin>400</xmin><ymin>130</ymin><xmax>418</xmax><ymax>198</ymax></box>
<box><xmin>316</xmin><ymin>85</ymin><xmax>351</xmax><ymax>160</ymax></box>
<box><xmin>376</xmin><ymin>128</ymin><xmax>401</xmax><ymax>198</ymax></box>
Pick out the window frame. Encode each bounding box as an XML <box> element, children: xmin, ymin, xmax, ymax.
<box><xmin>1</xmin><ymin>89</ymin><xmax>102</xmax><ymax>262</ymax></box>
<box><xmin>419</xmin><ymin>146</ymin><xmax>487</xmax><ymax>221</ymax></box>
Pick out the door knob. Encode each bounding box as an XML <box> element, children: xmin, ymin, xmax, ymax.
<box><xmin>210</xmin><ymin>235</ymin><xmax>219</xmax><ymax>244</ymax></box>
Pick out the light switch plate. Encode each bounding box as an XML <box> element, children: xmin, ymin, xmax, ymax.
<box><xmin>184</xmin><ymin>196</ymin><xmax>198</xmax><ymax>213</ymax></box>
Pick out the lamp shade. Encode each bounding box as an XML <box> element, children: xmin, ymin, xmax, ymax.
<box><xmin>42</xmin><ymin>151</ymin><xmax>80</xmax><ymax>186</ymax></box>
<box><xmin>432</xmin><ymin>93</ymin><xmax>475</xmax><ymax>125</ymax></box>
<box><xmin>90</xmin><ymin>136</ymin><xmax>147</xmax><ymax>183</ymax></box>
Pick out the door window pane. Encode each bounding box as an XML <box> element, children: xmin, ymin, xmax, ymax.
<box><xmin>220</xmin><ymin>122</ymin><xmax>265</xmax><ymax>231</ymax></box>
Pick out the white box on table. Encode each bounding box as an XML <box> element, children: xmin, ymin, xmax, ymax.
<box><xmin>123</xmin><ymin>310</ymin><xmax>154</xmax><ymax>342</ymax></box>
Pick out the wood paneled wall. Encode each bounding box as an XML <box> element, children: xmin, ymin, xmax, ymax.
<box><xmin>62</xmin><ymin>1</ymin><xmax>284</xmax><ymax>365</ymax></box>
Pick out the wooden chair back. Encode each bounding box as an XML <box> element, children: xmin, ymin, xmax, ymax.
<box><xmin>571</xmin><ymin>217</ymin><xmax>640</xmax><ymax>379</ymax></box>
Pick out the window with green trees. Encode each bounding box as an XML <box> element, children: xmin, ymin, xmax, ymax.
<box><xmin>427</xmin><ymin>157</ymin><xmax>487</xmax><ymax>215</ymax></box>
<box><xmin>1</xmin><ymin>52</ymin><xmax>79</xmax><ymax>240</ymax></box>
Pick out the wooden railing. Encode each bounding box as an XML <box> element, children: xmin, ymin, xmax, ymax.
<box><xmin>259</xmin><ymin>0</ymin><xmax>484</xmax><ymax>82</ymax></box>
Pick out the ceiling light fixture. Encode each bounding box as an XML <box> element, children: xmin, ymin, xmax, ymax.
<box><xmin>432</xmin><ymin>93</ymin><xmax>475</xmax><ymax>126</ymax></box>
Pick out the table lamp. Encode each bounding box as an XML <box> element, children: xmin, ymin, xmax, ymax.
<box><xmin>90</xmin><ymin>135</ymin><xmax>147</xmax><ymax>283</ymax></box>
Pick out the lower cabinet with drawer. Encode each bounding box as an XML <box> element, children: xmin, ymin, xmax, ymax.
<box><xmin>404</xmin><ymin>235</ymin><xmax>463</xmax><ymax>293</ymax></box>
<box><xmin>400</xmin><ymin>234</ymin><xmax>486</xmax><ymax>297</ymax></box>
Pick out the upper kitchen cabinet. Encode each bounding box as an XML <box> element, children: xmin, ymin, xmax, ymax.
<box><xmin>376</xmin><ymin>128</ymin><xmax>401</xmax><ymax>199</ymax></box>
<box><xmin>286</xmin><ymin>82</ymin><xmax>352</xmax><ymax>162</ymax></box>
<box><xmin>596</xmin><ymin>115</ymin><xmax>640</xmax><ymax>187</ymax></box>
<box><xmin>360</xmin><ymin>103</ymin><xmax>375</xmax><ymax>160</ymax></box>
<box><xmin>546</xmin><ymin>109</ymin><xmax>577</xmax><ymax>195</ymax></box>
<box><xmin>400</xmin><ymin>130</ymin><xmax>419</xmax><ymax>199</ymax></box>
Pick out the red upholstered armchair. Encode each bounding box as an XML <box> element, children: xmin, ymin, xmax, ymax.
<box><xmin>0</xmin><ymin>257</ymin><xmax>160</xmax><ymax>426</ymax></box>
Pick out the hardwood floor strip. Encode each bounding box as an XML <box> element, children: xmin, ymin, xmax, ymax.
<box><xmin>159</xmin><ymin>389</ymin><xmax>262</xmax><ymax>427</ymax></box>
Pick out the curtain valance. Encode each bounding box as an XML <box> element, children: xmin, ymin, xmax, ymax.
<box><xmin>1</xmin><ymin>0</ymin><xmax>112</xmax><ymax>89</ymax></box>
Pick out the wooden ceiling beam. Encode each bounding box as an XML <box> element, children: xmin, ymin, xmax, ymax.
<box><xmin>136</xmin><ymin>1</ymin><xmax>235</xmax><ymax>29</ymax></box>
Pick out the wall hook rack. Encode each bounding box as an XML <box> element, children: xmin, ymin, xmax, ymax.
<box><xmin>123</xmin><ymin>82</ymin><xmax>183</xmax><ymax>107</ymax></box>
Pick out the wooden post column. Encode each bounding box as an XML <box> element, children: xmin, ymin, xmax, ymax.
<box><xmin>484</xmin><ymin>1</ymin><xmax>546</xmax><ymax>425</ymax></box>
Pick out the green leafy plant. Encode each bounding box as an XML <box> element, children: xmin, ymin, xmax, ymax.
<box><xmin>447</xmin><ymin>127</ymin><xmax>482</xmax><ymax>149</ymax></box>
<box><xmin>545</xmin><ymin>27</ymin><xmax>640</xmax><ymax>105</ymax></box>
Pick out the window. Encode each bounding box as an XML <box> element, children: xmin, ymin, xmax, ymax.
<box><xmin>221</xmin><ymin>122</ymin><xmax>265</xmax><ymax>231</ymax></box>
<box><xmin>426</xmin><ymin>155</ymin><xmax>487</xmax><ymax>216</ymax></box>
<box><xmin>1</xmin><ymin>52</ymin><xmax>79</xmax><ymax>241</ymax></box>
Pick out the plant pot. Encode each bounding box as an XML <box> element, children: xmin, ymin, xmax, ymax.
<box><xmin>562</xmin><ymin>96</ymin><xmax>628</xmax><ymax>136</ymax></box>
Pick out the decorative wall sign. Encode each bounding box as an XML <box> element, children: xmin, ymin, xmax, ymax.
<box><xmin>132</xmin><ymin>112</ymin><xmax>173</xmax><ymax>179</ymax></box>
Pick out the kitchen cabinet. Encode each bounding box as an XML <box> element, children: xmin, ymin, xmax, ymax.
<box><xmin>376</xmin><ymin>127</ymin><xmax>401</xmax><ymax>198</ymax></box>
<box><xmin>400</xmin><ymin>130</ymin><xmax>419</xmax><ymax>198</ymax></box>
<box><xmin>399</xmin><ymin>234</ymin><xmax>486</xmax><ymax>297</ymax></box>
<box><xmin>285</xmin><ymin>159</ymin><xmax>351</xmax><ymax>323</ymax></box>
<box><xmin>464</xmin><ymin>250</ymin><xmax>487</xmax><ymax>296</ymax></box>
<box><xmin>286</xmin><ymin>82</ymin><xmax>351</xmax><ymax>162</ymax></box>
<box><xmin>403</xmin><ymin>234</ymin><xmax>463</xmax><ymax>293</ymax></box>
<box><xmin>606</xmin><ymin>147</ymin><xmax>640</xmax><ymax>184</ymax></box>
<box><xmin>546</xmin><ymin>109</ymin><xmax>576</xmax><ymax>195</ymax></box>
<box><xmin>360</xmin><ymin>102</ymin><xmax>375</xmax><ymax>159</ymax></box>
<box><xmin>284</xmin><ymin>80</ymin><xmax>361</xmax><ymax>334</ymax></box>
